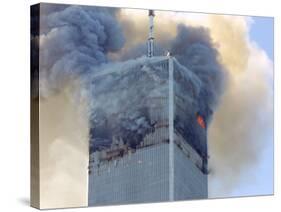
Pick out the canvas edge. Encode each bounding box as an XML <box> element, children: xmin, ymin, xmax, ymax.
<box><xmin>30</xmin><ymin>3</ymin><xmax>40</xmax><ymax>209</ymax></box>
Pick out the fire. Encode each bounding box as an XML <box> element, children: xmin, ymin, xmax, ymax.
<box><xmin>197</xmin><ymin>114</ymin><xmax>206</xmax><ymax>129</ymax></box>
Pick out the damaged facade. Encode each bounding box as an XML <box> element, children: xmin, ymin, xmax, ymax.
<box><xmin>88</xmin><ymin>56</ymin><xmax>209</xmax><ymax>205</ymax></box>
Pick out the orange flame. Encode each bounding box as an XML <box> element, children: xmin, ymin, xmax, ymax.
<box><xmin>197</xmin><ymin>115</ymin><xmax>206</xmax><ymax>129</ymax></box>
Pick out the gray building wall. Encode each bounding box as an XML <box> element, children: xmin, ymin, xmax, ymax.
<box><xmin>88</xmin><ymin>142</ymin><xmax>207</xmax><ymax>206</ymax></box>
<box><xmin>88</xmin><ymin>143</ymin><xmax>170</xmax><ymax>205</ymax></box>
<box><xmin>174</xmin><ymin>143</ymin><xmax>208</xmax><ymax>200</ymax></box>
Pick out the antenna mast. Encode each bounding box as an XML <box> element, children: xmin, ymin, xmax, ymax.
<box><xmin>147</xmin><ymin>10</ymin><xmax>155</xmax><ymax>57</ymax></box>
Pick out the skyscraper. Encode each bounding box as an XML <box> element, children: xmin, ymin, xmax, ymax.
<box><xmin>88</xmin><ymin>55</ymin><xmax>208</xmax><ymax>206</ymax></box>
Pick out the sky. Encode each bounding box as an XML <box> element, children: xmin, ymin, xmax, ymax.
<box><xmin>250</xmin><ymin>16</ymin><xmax>274</xmax><ymax>60</ymax></box>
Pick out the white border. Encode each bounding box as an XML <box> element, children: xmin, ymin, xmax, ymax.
<box><xmin>0</xmin><ymin>0</ymin><xmax>279</xmax><ymax>211</ymax></box>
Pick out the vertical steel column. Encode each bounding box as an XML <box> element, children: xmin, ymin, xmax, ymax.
<box><xmin>168</xmin><ymin>57</ymin><xmax>174</xmax><ymax>201</ymax></box>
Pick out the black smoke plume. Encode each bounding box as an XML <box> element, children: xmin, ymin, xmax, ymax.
<box><xmin>170</xmin><ymin>24</ymin><xmax>226</xmax><ymax>124</ymax></box>
<box><xmin>32</xmin><ymin>4</ymin><xmax>125</xmax><ymax>97</ymax></box>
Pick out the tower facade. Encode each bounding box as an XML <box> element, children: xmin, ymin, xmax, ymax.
<box><xmin>88</xmin><ymin>56</ymin><xmax>208</xmax><ymax>206</ymax></box>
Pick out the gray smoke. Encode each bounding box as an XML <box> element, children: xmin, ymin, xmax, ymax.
<box><xmin>170</xmin><ymin>24</ymin><xmax>226</xmax><ymax>123</ymax></box>
<box><xmin>117</xmin><ymin>24</ymin><xmax>226</xmax><ymax>124</ymax></box>
<box><xmin>37</xmin><ymin>4</ymin><xmax>125</xmax><ymax>97</ymax></box>
<box><xmin>87</xmin><ymin>57</ymin><xmax>169</xmax><ymax>152</ymax></box>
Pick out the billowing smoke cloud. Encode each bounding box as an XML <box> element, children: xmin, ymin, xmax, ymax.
<box><xmin>170</xmin><ymin>24</ymin><xmax>225</xmax><ymax>123</ymax></box>
<box><xmin>116</xmin><ymin>23</ymin><xmax>226</xmax><ymax>124</ymax></box>
<box><xmin>31</xmin><ymin>4</ymin><xmax>125</xmax><ymax>208</ymax></box>
<box><xmin>39</xmin><ymin>87</ymin><xmax>89</xmax><ymax>208</ymax></box>
<box><xmin>207</xmin><ymin>16</ymin><xmax>273</xmax><ymax>197</ymax></box>
<box><xmin>39</xmin><ymin>4</ymin><xmax>125</xmax><ymax>97</ymax></box>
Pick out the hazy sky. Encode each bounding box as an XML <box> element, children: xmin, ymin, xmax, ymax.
<box><xmin>250</xmin><ymin>17</ymin><xmax>274</xmax><ymax>60</ymax></box>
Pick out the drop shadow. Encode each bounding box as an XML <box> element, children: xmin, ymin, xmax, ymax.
<box><xmin>18</xmin><ymin>197</ymin><xmax>30</xmax><ymax>207</ymax></box>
